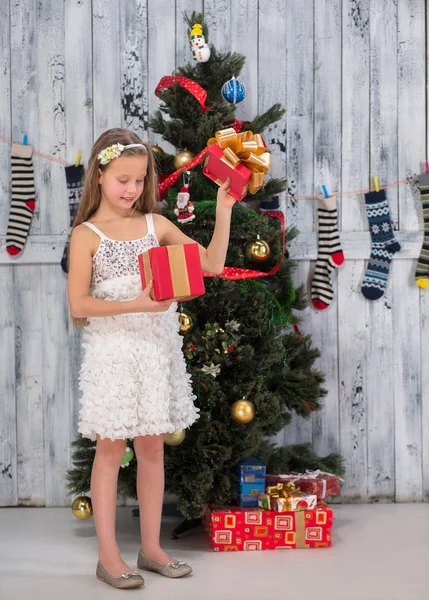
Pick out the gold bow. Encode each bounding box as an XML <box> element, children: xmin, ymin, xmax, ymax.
<box><xmin>266</xmin><ymin>482</ymin><xmax>304</xmax><ymax>500</ymax></box>
<box><xmin>207</xmin><ymin>128</ymin><xmax>271</xmax><ymax>194</ymax></box>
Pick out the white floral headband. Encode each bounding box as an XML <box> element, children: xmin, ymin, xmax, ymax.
<box><xmin>97</xmin><ymin>143</ymin><xmax>147</xmax><ymax>165</ymax></box>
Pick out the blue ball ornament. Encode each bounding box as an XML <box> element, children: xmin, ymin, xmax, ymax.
<box><xmin>221</xmin><ymin>76</ymin><xmax>246</xmax><ymax>104</ymax></box>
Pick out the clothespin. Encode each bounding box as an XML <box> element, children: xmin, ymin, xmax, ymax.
<box><xmin>425</xmin><ymin>162</ymin><xmax>429</xmax><ymax>174</ymax></box>
<box><xmin>373</xmin><ymin>176</ymin><xmax>380</xmax><ymax>193</ymax></box>
<box><xmin>75</xmin><ymin>153</ymin><xmax>81</xmax><ymax>167</ymax></box>
<box><xmin>321</xmin><ymin>185</ymin><xmax>329</xmax><ymax>199</ymax></box>
<box><xmin>23</xmin><ymin>135</ymin><xmax>28</xmax><ymax>145</ymax></box>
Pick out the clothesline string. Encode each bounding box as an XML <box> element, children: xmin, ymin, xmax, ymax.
<box><xmin>0</xmin><ymin>134</ymin><xmax>72</xmax><ymax>166</ymax></box>
<box><xmin>0</xmin><ymin>134</ymin><xmax>419</xmax><ymax>196</ymax></box>
<box><xmin>278</xmin><ymin>176</ymin><xmax>418</xmax><ymax>200</ymax></box>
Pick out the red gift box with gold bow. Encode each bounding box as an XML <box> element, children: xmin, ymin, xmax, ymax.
<box><xmin>258</xmin><ymin>481</ymin><xmax>318</xmax><ymax>512</ymax></box>
<box><xmin>203</xmin><ymin>503</ymin><xmax>333</xmax><ymax>551</ymax></box>
<box><xmin>138</xmin><ymin>243</ymin><xmax>205</xmax><ymax>302</ymax></box>
<box><xmin>203</xmin><ymin>128</ymin><xmax>271</xmax><ymax>201</ymax></box>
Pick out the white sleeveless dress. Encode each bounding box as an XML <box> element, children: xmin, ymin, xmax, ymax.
<box><xmin>77</xmin><ymin>213</ymin><xmax>200</xmax><ymax>441</ymax></box>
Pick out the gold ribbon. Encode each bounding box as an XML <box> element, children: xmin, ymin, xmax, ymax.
<box><xmin>207</xmin><ymin>128</ymin><xmax>271</xmax><ymax>194</ymax></box>
<box><xmin>263</xmin><ymin>482</ymin><xmax>305</xmax><ymax>512</ymax></box>
<box><xmin>295</xmin><ymin>511</ymin><xmax>306</xmax><ymax>548</ymax></box>
<box><xmin>167</xmin><ymin>245</ymin><xmax>191</xmax><ymax>299</ymax></box>
<box><xmin>142</xmin><ymin>246</ymin><xmax>191</xmax><ymax>300</ymax></box>
<box><xmin>266</xmin><ymin>482</ymin><xmax>304</xmax><ymax>500</ymax></box>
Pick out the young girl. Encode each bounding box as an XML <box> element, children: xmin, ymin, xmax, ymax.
<box><xmin>68</xmin><ymin>128</ymin><xmax>235</xmax><ymax>589</ymax></box>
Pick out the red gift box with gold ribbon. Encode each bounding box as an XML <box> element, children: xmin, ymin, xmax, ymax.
<box><xmin>138</xmin><ymin>243</ymin><xmax>205</xmax><ymax>302</ymax></box>
<box><xmin>203</xmin><ymin>503</ymin><xmax>333</xmax><ymax>551</ymax></box>
<box><xmin>203</xmin><ymin>128</ymin><xmax>271</xmax><ymax>201</ymax></box>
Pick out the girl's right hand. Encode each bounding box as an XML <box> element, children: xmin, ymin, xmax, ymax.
<box><xmin>130</xmin><ymin>281</ymin><xmax>174</xmax><ymax>313</ymax></box>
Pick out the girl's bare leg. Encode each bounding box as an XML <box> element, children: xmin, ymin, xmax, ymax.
<box><xmin>91</xmin><ymin>435</ymin><xmax>133</xmax><ymax>576</ymax></box>
<box><xmin>134</xmin><ymin>434</ymin><xmax>174</xmax><ymax>565</ymax></box>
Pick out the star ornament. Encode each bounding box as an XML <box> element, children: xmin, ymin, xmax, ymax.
<box><xmin>200</xmin><ymin>363</ymin><xmax>221</xmax><ymax>378</ymax></box>
<box><xmin>226</xmin><ymin>319</ymin><xmax>241</xmax><ymax>332</ymax></box>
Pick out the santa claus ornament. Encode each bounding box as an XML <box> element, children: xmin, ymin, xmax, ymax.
<box><xmin>174</xmin><ymin>184</ymin><xmax>195</xmax><ymax>224</ymax></box>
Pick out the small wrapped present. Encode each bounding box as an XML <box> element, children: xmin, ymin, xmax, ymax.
<box><xmin>240</xmin><ymin>482</ymin><xmax>266</xmax><ymax>495</ymax></box>
<box><xmin>258</xmin><ymin>482</ymin><xmax>317</xmax><ymax>512</ymax></box>
<box><xmin>236</xmin><ymin>481</ymin><xmax>266</xmax><ymax>508</ymax></box>
<box><xmin>265</xmin><ymin>470</ymin><xmax>341</xmax><ymax>500</ymax></box>
<box><xmin>138</xmin><ymin>243</ymin><xmax>205</xmax><ymax>302</ymax></box>
<box><xmin>237</xmin><ymin>493</ymin><xmax>261</xmax><ymax>508</ymax></box>
<box><xmin>235</xmin><ymin>458</ymin><xmax>266</xmax><ymax>507</ymax></box>
<box><xmin>203</xmin><ymin>503</ymin><xmax>333</xmax><ymax>551</ymax></box>
<box><xmin>203</xmin><ymin>128</ymin><xmax>271</xmax><ymax>201</ymax></box>
<box><xmin>236</xmin><ymin>458</ymin><xmax>266</xmax><ymax>484</ymax></box>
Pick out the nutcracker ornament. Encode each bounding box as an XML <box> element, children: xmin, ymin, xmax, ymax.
<box><xmin>174</xmin><ymin>183</ymin><xmax>195</xmax><ymax>224</ymax></box>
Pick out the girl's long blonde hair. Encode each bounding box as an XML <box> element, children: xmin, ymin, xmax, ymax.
<box><xmin>71</xmin><ymin>128</ymin><xmax>159</xmax><ymax>327</ymax></box>
<box><xmin>73</xmin><ymin>128</ymin><xmax>158</xmax><ymax>229</ymax></box>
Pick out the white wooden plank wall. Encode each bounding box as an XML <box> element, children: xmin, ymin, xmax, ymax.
<box><xmin>0</xmin><ymin>0</ymin><xmax>428</xmax><ymax>506</ymax></box>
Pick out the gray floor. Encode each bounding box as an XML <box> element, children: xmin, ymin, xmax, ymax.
<box><xmin>0</xmin><ymin>503</ymin><xmax>428</xmax><ymax>600</ymax></box>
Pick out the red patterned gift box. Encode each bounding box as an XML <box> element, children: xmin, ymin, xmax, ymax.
<box><xmin>265</xmin><ymin>471</ymin><xmax>341</xmax><ymax>500</ymax></box>
<box><xmin>138</xmin><ymin>243</ymin><xmax>205</xmax><ymax>302</ymax></box>
<box><xmin>203</xmin><ymin>503</ymin><xmax>333</xmax><ymax>552</ymax></box>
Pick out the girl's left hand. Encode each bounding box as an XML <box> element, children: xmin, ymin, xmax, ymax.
<box><xmin>217</xmin><ymin>177</ymin><xmax>236</xmax><ymax>210</ymax></box>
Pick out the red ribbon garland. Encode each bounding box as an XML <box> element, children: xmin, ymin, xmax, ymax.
<box><xmin>155</xmin><ymin>74</ymin><xmax>211</xmax><ymax>200</ymax></box>
<box><xmin>224</xmin><ymin>118</ymin><xmax>251</xmax><ymax>133</ymax></box>
<box><xmin>293</xmin><ymin>324</ymin><xmax>303</xmax><ymax>336</ymax></box>
<box><xmin>155</xmin><ymin>76</ymin><xmax>211</xmax><ymax>113</ymax></box>
<box><xmin>154</xmin><ymin>75</ymin><xmax>211</xmax><ymax>200</ymax></box>
<box><xmin>203</xmin><ymin>210</ymin><xmax>286</xmax><ymax>280</ymax></box>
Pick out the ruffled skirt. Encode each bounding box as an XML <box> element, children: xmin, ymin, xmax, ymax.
<box><xmin>77</xmin><ymin>275</ymin><xmax>199</xmax><ymax>441</ymax></box>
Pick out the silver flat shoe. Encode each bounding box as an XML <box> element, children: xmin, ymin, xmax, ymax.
<box><xmin>96</xmin><ymin>561</ymin><xmax>145</xmax><ymax>589</ymax></box>
<box><xmin>137</xmin><ymin>550</ymin><xmax>192</xmax><ymax>578</ymax></box>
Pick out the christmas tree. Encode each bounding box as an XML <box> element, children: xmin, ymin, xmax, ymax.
<box><xmin>67</xmin><ymin>13</ymin><xmax>343</xmax><ymax>521</ymax></box>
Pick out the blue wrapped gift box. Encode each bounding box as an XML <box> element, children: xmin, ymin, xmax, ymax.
<box><xmin>236</xmin><ymin>458</ymin><xmax>266</xmax><ymax>484</ymax></box>
<box><xmin>235</xmin><ymin>458</ymin><xmax>267</xmax><ymax>507</ymax></box>
<box><xmin>236</xmin><ymin>494</ymin><xmax>260</xmax><ymax>508</ymax></box>
<box><xmin>239</xmin><ymin>481</ymin><xmax>266</xmax><ymax>496</ymax></box>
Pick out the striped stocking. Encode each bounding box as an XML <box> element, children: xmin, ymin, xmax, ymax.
<box><xmin>6</xmin><ymin>143</ymin><xmax>36</xmax><ymax>256</ymax></box>
<box><xmin>311</xmin><ymin>196</ymin><xmax>344</xmax><ymax>310</ymax></box>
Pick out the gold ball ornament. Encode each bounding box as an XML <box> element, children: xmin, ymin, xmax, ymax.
<box><xmin>178</xmin><ymin>310</ymin><xmax>194</xmax><ymax>334</ymax></box>
<box><xmin>151</xmin><ymin>144</ymin><xmax>165</xmax><ymax>154</ymax></box>
<box><xmin>231</xmin><ymin>399</ymin><xmax>255</xmax><ymax>424</ymax></box>
<box><xmin>164</xmin><ymin>430</ymin><xmax>186</xmax><ymax>446</ymax></box>
<box><xmin>71</xmin><ymin>493</ymin><xmax>93</xmax><ymax>520</ymax></box>
<box><xmin>174</xmin><ymin>149</ymin><xmax>195</xmax><ymax>169</ymax></box>
<box><xmin>246</xmin><ymin>236</ymin><xmax>271</xmax><ymax>263</ymax></box>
